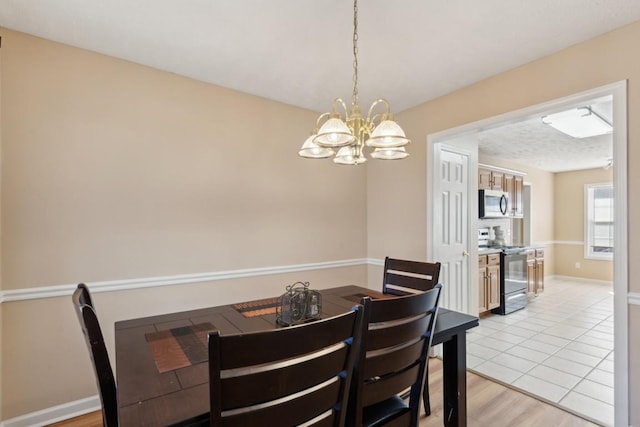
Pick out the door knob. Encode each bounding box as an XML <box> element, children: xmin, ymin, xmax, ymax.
<box><xmin>462</xmin><ymin>251</ymin><xmax>469</xmax><ymax>257</ymax></box>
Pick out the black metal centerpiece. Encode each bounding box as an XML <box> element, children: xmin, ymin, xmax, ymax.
<box><xmin>276</xmin><ymin>281</ymin><xmax>322</xmax><ymax>326</ymax></box>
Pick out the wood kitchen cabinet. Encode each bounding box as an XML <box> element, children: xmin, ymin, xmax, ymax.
<box><xmin>479</xmin><ymin>165</ymin><xmax>524</xmax><ymax>217</ymax></box>
<box><xmin>535</xmin><ymin>249</ymin><xmax>544</xmax><ymax>293</ymax></box>
<box><xmin>503</xmin><ymin>173</ymin><xmax>524</xmax><ymax>217</ymax></box>
<box><xmin>478</xmin><ymin>167</ymin><xmax>504</xmax><ymax>191</ymax></box>
<box><xmin>527</xmin><ymin>248</ymin><xmax>544</xmax><ymax>297</ymax></box>
<box><xmin>479</xmin><ymin>253</ymin><xmax>500</xmax><ymax>314</ymax></box>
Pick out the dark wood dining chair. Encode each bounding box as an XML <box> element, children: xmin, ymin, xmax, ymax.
<box><xmin>382</xmin><ymin>257</ymin><xmax>441</xmax><ymax>296</ymax></box>
<box><xmin>382</xmin><ymin>257</ymin><xmax>442</xmax><ymax>415</ymax></box>
<box><xmin>349</xmin><ymin>285</ymin><xmax>442</xmax><ymax>427</ymax></box>
<box><xmin>72</xmin><ymin>284</ymin><xmax>118</xmax><ymax>427</ymax></box>
<box><xmin>76</xmin><ymin>282</ymin><xmax>95</xmax><ymax>308</ymax></box>
<box><xmin>208</xmin><ymin>307</ymin><xmax>363</xmax><ymax>426</ymax></box>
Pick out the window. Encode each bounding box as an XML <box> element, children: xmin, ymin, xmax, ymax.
<box><xmin>585</xmin><ymin>183</ymin><xmax>614</xmax><ymax>260</ymax></box>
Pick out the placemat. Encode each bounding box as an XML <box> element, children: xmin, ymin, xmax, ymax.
<box><xmin>145</xmin><ymin>322</ymin><xmax>214</xmax><ymax>373</ymax></box>
<box><xmin>232</xmin><ymin>297</ymin><xmax>280</xmax><ymax>318</ymax></box>
<box><xmin>344</xmin><ymin>290</ymin><xmax>389</xmax><ymax>303</ymax></box>
<box><xmin>231</xmin><ymin>291</ymin><xmax>389</xmax><ymax>318</ymax></box>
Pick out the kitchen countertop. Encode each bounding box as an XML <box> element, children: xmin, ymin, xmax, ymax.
<box><xmin>478</xmin><ymin>248</ymin><xmax>502</xmax><ymax>255</ymax></box>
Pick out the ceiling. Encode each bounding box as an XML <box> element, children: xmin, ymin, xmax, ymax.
<box><xmin>478</xmin><ymin>98</ymin><xmax>614</xmax><ymax>173</ymax></box>
<box><xmin>0</xmin><ymin>0</ymin><xmax>636</xmax><ymax>172</ymax></box>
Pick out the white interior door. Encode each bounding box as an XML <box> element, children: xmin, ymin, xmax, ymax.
<box><xmin>432</xmin><ymin>144</ymin><xmax>471</xmax><ymax>314</ymax></box>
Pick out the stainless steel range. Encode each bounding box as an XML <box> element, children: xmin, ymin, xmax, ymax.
<box><xmin>492</xmin><ymin>246</ymin><xmax>529</xmax><ymax>315</ymax></box>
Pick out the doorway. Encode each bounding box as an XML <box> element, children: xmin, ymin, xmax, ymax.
<box><xmin>427</xmin><ymin>81</ymin><xmax>628</xmax><ymax>426</ymax></box>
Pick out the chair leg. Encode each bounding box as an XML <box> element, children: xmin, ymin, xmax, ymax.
<box><xmin>423</xmin><ymin>370</ymin><xmax>431</xmax><ymax>416</ymax></box>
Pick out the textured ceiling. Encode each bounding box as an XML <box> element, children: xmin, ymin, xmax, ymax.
<box><xmin>478</xmin><ymin>98</ymin><xmax>613</xmax><ymax>173</ymax></box>
<box><xmin>0</xmin><ymin>1</ymin><xmax>633</xmax><ymax>172</ymax></box>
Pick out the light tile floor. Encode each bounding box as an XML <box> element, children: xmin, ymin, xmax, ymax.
<box><xmin>466</xmin><ymin>277</ymin><xmax>614</xmax><ymax>426</ymax></box>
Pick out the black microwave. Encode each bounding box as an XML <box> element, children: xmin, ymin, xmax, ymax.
<box><xmin>479</xmin><ymin>189</ymin><xmax>509</xmax><ymax>218</ymax></box>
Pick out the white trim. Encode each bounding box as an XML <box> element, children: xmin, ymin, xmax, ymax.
<box><xmin>0</xmin><ymin>259</ymin><xmax>369</xmax><ymax>303</ymax></box>
<box><xmin>367</xmin><ymin>258</ymin><xmax>384</xmax><ymax>267</ymax></box>
<box><xmin>551</xmin><ymin>275</ymin><xmax>613</xmax><ymax>286</ymax></box>
<box><xmin>427</xmin><ymin>81</ymin><xmax>627</xmax><ymax>139</ymax></box>
<box><xmin>611</xmin><ymin>80</ymin><xmax>630</xmax><ymax>427</ymax></box>
<box><xmin>628</xmin><ymin>293</ymin><xmax>640</xmax><ymax>306</ymax></box>
<box><xmin>0</xmin><ymin>395</ymin><xmax>100</xmax><ymax>427</ymax></box>
<box><xmin>552</xmin><ymin>240</ymin><xmax>584</xmax><ymax>246</ymax></box>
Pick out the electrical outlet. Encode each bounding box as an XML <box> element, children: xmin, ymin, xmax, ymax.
<box><xmin>575</xmin><ymin>262</ymin><xmax>581</xmax><ymax>269</ymax></box>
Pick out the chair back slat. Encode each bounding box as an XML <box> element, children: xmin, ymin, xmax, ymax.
<box><xmin>219</xmin><ymin>311</ymin><xmax>357</xmax><ymax>369</ymax></box>
<box><xmin>369</xmin><ymin>291</ymin><xmax>436</xmax><ymax>322</ymax></box>
<box><xmin>72</xmin><ymin>284</ymin><xmax>118</xmax><ymax>427</ymax></box>
<box><xmin>220</xmin><ymin>377</ymin><xmax>341</xmax><ymax>426</ymax></box>
<box><xmin>221</xmin><ymin>344</ymin><xmax>349</xmax><ymax>409</ymax></box>
<box><xmin>383</xmin><ymin>257</ymin><xmax>441</xmax><ymax>296</ymax></box>
<box><xmin>363</xmin><ymin>339</ymin><xmax>424</xmax><ymax>380</ymax></box>
<box><xmin>210</xmin><ymin>308</ymin><xmax>363</xmax><ymax>427</ymax></box>
<box><xmin>366</xmin><ymin>314</ymin><xmax>431</xmax><ymax>351</ymax></box>
<box><xmin>362</xmin><ymin>364</ymin><xmax>421</xmax><ymax>407</ymax></box>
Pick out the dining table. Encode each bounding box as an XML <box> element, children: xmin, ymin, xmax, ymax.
<box><xmin>115</xmin><ymin>285</ymin><xmax>479</xmax><ymax>427</ymax></box>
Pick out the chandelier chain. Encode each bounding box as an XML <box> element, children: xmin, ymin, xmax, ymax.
<box><xmin>352</xmin><ymin>0</ymin><xmax>359</xmax><ymax>107</ymax></box>
<box><xmin>298</xmin><ymin>0</ymin><xmax>410</xmax><ymax>163</ymax></box>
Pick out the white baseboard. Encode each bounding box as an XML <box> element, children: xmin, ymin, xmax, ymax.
<box><xmin>550</xmin><ymin>275</ymin><xmax>613</xmax><ymax>286</ymax></box>
<box><xmin>628</xmin><ymin>292</ymin><xmax>640</xmax><ymax>306</ymax></box>
<box><xmin>1</xmin><ymin>395</ymin><xmax>100</xmax><ymax>427</ymax></box>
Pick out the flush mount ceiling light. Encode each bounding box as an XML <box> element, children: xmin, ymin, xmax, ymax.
<box><xmin>298</xmin><ymin>0</ymin><xmax>410</xmax><ymax>165</ymax></box>
<box><xmin>541</xmin><ymin>106</ymin><xmax>612</xmax><ymax>139</ymax></box>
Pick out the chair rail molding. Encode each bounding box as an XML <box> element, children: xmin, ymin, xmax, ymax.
<box><xmin>552</xmin><ymin>240</ymin><xmax>584</xmax><ymax>245</ymax></box>
<box><xmin>628</xmin><ymin>292</ymin><xmax>640</xmax><ymax>306</ymax></box>
<box><xmin>0</xmin><ymin>258</ymin><xmax>374</xmax><ymax>303</ymax></box>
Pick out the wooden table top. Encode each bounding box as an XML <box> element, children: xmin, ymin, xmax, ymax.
<box><xmin>115</xmin><ymin>285</ymin><xmax>478</xmax><ymax>426</ymax></box>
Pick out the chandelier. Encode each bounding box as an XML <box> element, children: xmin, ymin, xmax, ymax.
<box><xmin>298</xmin><ymin>0</ymin><xmax>410</xmax><ymax>165</ymax></box>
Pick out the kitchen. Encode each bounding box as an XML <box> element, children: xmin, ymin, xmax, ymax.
<box><xmin>477</xmin><ymin>164</ymin><xmax>544</xmax><ymax>316</ymax></box>
<box><xmin>465</xmin><ymin>97</ymin><xmax>616</xmax><ymax>425</ymax></box>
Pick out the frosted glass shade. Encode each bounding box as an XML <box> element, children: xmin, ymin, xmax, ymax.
<box><xmin>333</xmin><ymin>146</ymin><xmax>367</xmax><ymax>165</ymax></box>
<box><xmin>542</xmin><ymin>107</ymin><xmax>612</xmax><ymax>139</ymax></box>
<box><xmin>370</xmin><ymin>146</ymin><xmax>409</xmax><ymax>160</ymax></box>
<box><xmin>366</xmin><ymin>120</ymin><xmax>410</xmax><ymax>148</ymax></box>
<box><xmin>314</xmin><ymin>118</ymin><xmax>356</xmax><ymax>147</ymax></box>
<box><xmin>298</xmin><ymin>135</ymin><xmax>334</xmax><ymax>158</ymax></box>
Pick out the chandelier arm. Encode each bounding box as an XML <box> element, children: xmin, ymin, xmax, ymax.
<box><xmin>314</xmin><ymin>112</ymin><xmax>332</xmax><ymax>130</ymax></box>
<box><xmin>366</xmin><ymin>98</ymin><xmax>392</xmax><ymax>121</ymax></box>
<box><xmin>368</xmin><ymin>112</ymin><xmax>387</xmax><ymax>127</ymax></box>
<box><xmin>332</xmin><ymin>98</ymin><xmax>350</xmax><ymax>118</ymax></box>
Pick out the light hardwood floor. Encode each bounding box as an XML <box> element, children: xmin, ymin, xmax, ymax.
<box><xmin>48</xmin><ymin>359</ymin><xmax>598</xmax><ymax>427</ymax></box>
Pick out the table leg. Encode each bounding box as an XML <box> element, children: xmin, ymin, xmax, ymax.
<box><xmin>442</xmin><ymin>332</ymin><xmax>467</xmax><ymax>427</ymax></box>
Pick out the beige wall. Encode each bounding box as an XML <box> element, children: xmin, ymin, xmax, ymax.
<box><xmin>554</xmin><ymin>168</ymin><xmax>613</xmax><ymax>281</ymax></box>
<box><xmin>0</xmin><ymin>28</ymin><xmax>369</xmax><ymax>420</ymax></box>
<box><xmin>1</xmin><ymin>29</ymin><xmax>368</xmax><ymax>290</ymax></box>
<box><xmin>371</xmin><ymin>21</ymin><xmax>640</xmax><ymax>424</ymax></box>
<box><xmin>2</xmin><ymin>18</ymin><xmax>640</xmax><ymax>425</ymax></box>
